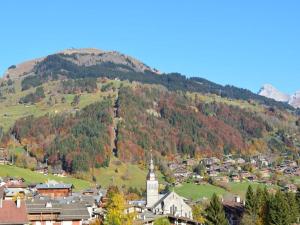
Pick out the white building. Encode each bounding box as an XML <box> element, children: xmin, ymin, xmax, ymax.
<box><xmin>146</xmin><ymin>155</ymin><xmax>193</xmax><ymax>220</ymax></box>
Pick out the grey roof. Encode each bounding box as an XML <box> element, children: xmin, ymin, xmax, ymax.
<box><xmin>26</xmin><ymin>199</ymin><xmax>61</xmax><ymax>214</ymax></box>
<box><xmin>36</xmin><ymin>183</ymin><xmax>73</xmax><ymax>189</ymax></box>
<box><xmin>26</xmin><ymin>197</ymin><xmax>90</xmax><ymax>221</ymax></box>
<box><xmin>58</xmin><ymin>202</ymin><xmax>90</xmax><ymax>220</ymax></box>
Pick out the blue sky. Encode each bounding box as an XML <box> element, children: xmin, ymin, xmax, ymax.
<box><xmin>0</xmin><ymin>1</ymin><xmax>299</xmax><ymax>94</ymax></box>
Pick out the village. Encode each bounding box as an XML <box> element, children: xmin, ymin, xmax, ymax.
<box><xmin>168</xmin><ymin>153</ymin><xmax>300</xmax><ymax>194</ymax></box>
<box><xmin>0</xmin><ymin>150</ymin><xmax>300</xmax><ymax>225</ymax></box>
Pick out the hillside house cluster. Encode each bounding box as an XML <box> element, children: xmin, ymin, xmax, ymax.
<box><xmin>167</xmin><ymin>154</ymin><xmax>300</xmax><ymax>193</ymax></box>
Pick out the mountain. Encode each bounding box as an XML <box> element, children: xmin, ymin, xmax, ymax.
<box><xmin>2</xmin><ymin>48</ymin><xmax>293</xmax><ymax>110</ymax></box>
<box><xmin>3</xmin><ymin>48</ymin><xmax>159</xmax><ymax>81</ymax></box>
<box><xmin>289</xmin><ymin>91</ymin><xmax>300</xmax><ymax>108</ymax></box>
<box><xmin>258</xmin><ymin>84</ymin><xmax>300</xmax><ymax>108</ymax></box>
<box><xmin>258</xmin><ymin>84</ymin><xmax>290</xmax><ymax>102</ymax></box>
<box><xmin>0</xmin><ymin>48</ymin><xmax>299</xmax><ymax>177</ymax></box>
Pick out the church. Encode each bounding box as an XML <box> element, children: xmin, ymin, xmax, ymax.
<box><xmin>145</xmin><ymin>156</ymin><xmax>193</xmax><ymax>219</ymax></box>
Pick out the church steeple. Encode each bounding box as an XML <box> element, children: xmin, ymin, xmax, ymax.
<box><xmin>147</xmin><ymin>153</ymin><xmax>156</xmax><ymax>181</ymax></box>
<box><xmin>146</xmin><ymin>151</ymin><xmax>159</xmax><ymax>208</ymax></box>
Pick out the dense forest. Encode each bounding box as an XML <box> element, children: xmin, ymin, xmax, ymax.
<box><xmin>20</xmin><ymin>53</ymin><xmax>293</xmax><ymax>110</ymax></box>
<box><xmin>2</xmin><ymin>83</ymin><xmax>298</xmax><ymax>174</ymax></box>
<box><xmin>117</xmin><ymin>85</ymin><xmax>298</xmax><ymax>163</ymax></box>
<box><xmin>3</xmin><ymin>100</ymin><xmax>113</xmax><ymax>173</ymax></box>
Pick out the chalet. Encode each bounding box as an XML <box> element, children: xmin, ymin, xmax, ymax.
<box><xmin>26</xmin><ymin>197</ymin><xmax>90</xmax><ymax>225</ymax></box>
<box><xmin>260</xmin><ymin>169</ymin><xmax>271</xmax><ymax>178</ymax></box>
<box><xmin>223</xmin><ymin>197</ymin><xmax>244</xmax><ymax>225</ymax></box>
<box><xmin>36</xmin><ymin>183</ymin><xmax>73</xmax><ymax>198</ymax></box>
<box><xmin>168</xmin><ymin>163</ymin><xmax>180</xmax><ymax>170</ymax></box>
<box><xmin>225</xmin><ymin>159</ymin><xmax>236</xmax><ymax>165</ymax></box>
<box><xmin>202</xmin><ymin>157</ymin><xmax>220</xmax><ymax>167</ymax></box>
<box><xmin>35</xmin><ymin>163</ymin><xmax>48</xmax><ymax>174</ymax></box>
<box><xmin>236</xmin><ymin>158</ymin><xmax>245</xmax><ymax>164</ymax></box>
<box><xmin>215</xmin><ymin>175</ymin><xmax>229</xmax><ymax>183</ymax></box>
<box><xmin>173</xmin><ymin>167</ymin><xmax>191</xmax><ymax>180</ymax></box>
<box><xmin>230</xmin><ymin>173</ymin><xmax>240</xmax><ymax>183</ymax></box>
<box><xmin>207</xmin><ymin>170</ymin><xmax>218</xmax><ymax>177</ymax></box>
<box><xmin>246</xmin><ymin>175</ymin><xmax>257</xmax><ymax>182</ymax></box>
<box><xmin>183</xmin><ymin>159</ymin><xmax>198</xmax><ymax>167</ymax></box>
<box><xmin>240</xmin><ymin>171</ymin><xmax>251</xmax><ymax>180</ymax></box>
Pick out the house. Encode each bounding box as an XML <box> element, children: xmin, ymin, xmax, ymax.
<box><xmin>236</xmin><ymin>158</ymin><xmax>245</xmax><ymax>164</ymax></box>
<box><xmin>202</xmin><ymin>157</ymin><xmax>220</xmax><ymax>167</ymax></box>
<box><xmin>215</xmin><ymin>176</ymin><xmax>229</xmax><ymax>183</ymax></box>
<box><xmin>173</xmin><ymin>167</ymin><xmax>191</xmax><ymax>179</ymax></box>
<box><xmin>183</xmin><ymin>159</ymin><xmax>198</xmax><ymax>167</ymax></box>
<box><xmin>36</xmin><ymin>183</ymin><xmax>73</xmax><ymax>198</ymax></box>
<box><xmin>230</xmin><ymin>173</ymin><xmax>240</xmax><ymax>183</ymax></box>
<box><xmin>223</xmin><ymin>197</ymin><xmax>244</xmax><ymax>225</ymax></box>
<box><xmin>26</xmin><ymin>197</ymin><xmax>90</xmax><ymax>225</ymax></box>
<box><xmin>260</xmin><ymin>169</ymin><xmax>271</xmax><ymax>178</ymax></box>
<box><xmin>0</xmin><ymin>198</ymin><xmax>28</xmax><ymax>225</ymax></box>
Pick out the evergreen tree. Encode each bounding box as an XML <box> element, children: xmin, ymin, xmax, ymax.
<box><xmin>242</xmin><ymin>185</ymin><xmax>261</xmax><ymax>225</ymax></box>
<box><xmin>260</xmin><ymin>187</ymin><xmax>270</xmax><ymax>225</ymax></box>
<box><xmin>285</xmin><ymin>192</ymin><xmax>299</xmax><ymax>224</ymax></box>
<box><xmin>205</xmin><ymin>193</ymin><xmax>229</xmax><ymax>225</ymax></box>
<box><xmin>245</xmin><ymin>185</ymin><xmax>256</xmax><ymax>215</ymax></box>
<box><xmin>267</xmin><ymin>190</ymin><xmax>290</xmax><ymax>225</ymax></box>
<box><xmin>296</xmin><ymin>187</ymin><xmax>300</xmax><ymax>213</ymax></box>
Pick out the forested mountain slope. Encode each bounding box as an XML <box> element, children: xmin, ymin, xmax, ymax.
<box><xmin>0</xmin><ymin>48</ymin><xmax>299</xmax><ymax>176</ymax></box>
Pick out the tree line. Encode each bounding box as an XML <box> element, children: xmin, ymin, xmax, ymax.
<box><xmin>22</xmin><ymin>53</ymin><xmax>294</xmax><ymax>110</ymax></box>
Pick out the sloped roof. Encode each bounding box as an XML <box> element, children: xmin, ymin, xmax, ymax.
<box><xmin>151</xmin><ymin>191</ymin><xmax>189</xmax><ymax>209</ymax></box>
<box><xmin>36</xmin><ymin>183</ymin><xmax>73</xmax><ymax>189</ymax></box>
<box><xmin>26</xmin><ymin>198</ymin><xmax>90</xmax><ymax>221</ymax></box>
<box><xmin>0</xmin><ymin>200</ymin><xmax>28</xmax><ymax>225</ymax></box>
<box><xmin>26</xmin><ymin>199</ymin><xmax>61</xmax><ymax>214</ymax></box>
<box><xmin>58</xmin><ymin>202</ymin><xmax>90</xmax><ymax>220</ymax></box>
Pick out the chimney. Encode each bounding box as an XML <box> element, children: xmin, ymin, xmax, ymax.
<box><xmin>16</xmin><ymin>198</ymin><xmax>21</xmax><ymax>208</ymax></box>
<box><xmin>234</xmin><ymin>195</ymin><xmax>241</xmax><ymax>203</ymax></box>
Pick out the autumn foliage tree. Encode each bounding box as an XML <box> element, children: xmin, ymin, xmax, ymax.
<box><xmin>104</xmin><ymin>192</ymin><xmax>134</xmax><ymax>225</ymax></box>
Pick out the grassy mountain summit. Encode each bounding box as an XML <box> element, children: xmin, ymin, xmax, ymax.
<box><xmin>0</xmin><ymin>48</ymin><xmax>299</xmax><ymax>178</ymax></box>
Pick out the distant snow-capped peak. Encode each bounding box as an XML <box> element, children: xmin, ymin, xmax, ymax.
<box><xmin>258</xmin><ymin>84</ymin><xmax>290</xmax><ymax>102</ymax></box>
<box><xmin>258</xmin><ymin>84</ymin><xmax>300</xmax><ymax>108</ymax></box>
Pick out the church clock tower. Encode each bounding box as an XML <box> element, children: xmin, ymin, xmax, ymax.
<box><xmin>146</xmin><ymin>154</ymin><xmax>159</xmax><ymax>208</ymax></box>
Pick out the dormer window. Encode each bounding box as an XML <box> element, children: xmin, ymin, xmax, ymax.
<box><xmin>45</xmin><ymin>202</ymin><xmax>52</xmax><ymax>208</ymax></box>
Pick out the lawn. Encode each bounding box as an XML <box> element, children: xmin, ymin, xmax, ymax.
<box><xmin>93</xmin><ymin>159</ymin><xmax>164</xmax><ymax>190</ymax></box>
<box><xmin>0</xmin><ymin>164</ymin><xmax>91</xmax><ymax>191</ymax></box>
<box><xmin>174</xmin><ymin>181</ymin><xmax>278</xmax><ymax>201</ymax></box>
<box><xmin>175</xmin><ymin>183</ymin><xmax>228</xmax><ymax>200</ymax></box>
<box><xmin>228</xmin><ymin>182</ymin><xmax>274</xmax><ymax>197</ymax></box>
